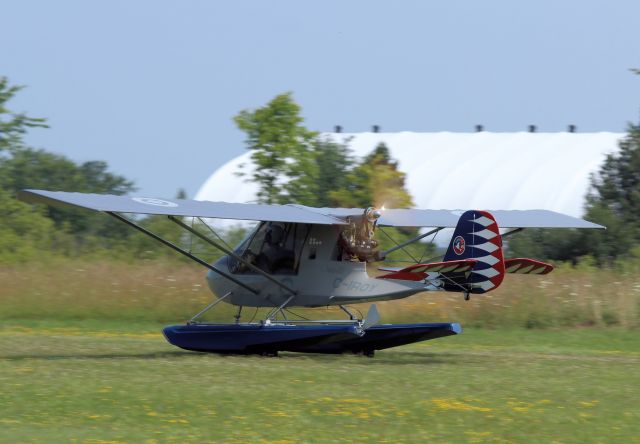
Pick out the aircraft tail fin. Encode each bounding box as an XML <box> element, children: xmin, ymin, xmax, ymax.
<box><xmin>442</xmin><ymin>210</ymin><xmax>505</xmax><ymax>294</ymax></box>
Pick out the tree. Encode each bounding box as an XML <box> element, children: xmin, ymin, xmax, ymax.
<box><xmin>0</xmin><ymin>77</ymin><xmax>48</xmax><ymax>154</ymax></box>
<box><xmin>0</xmin><ymin>76</ymin><xmax>139</xmax><ymax>257</ymax></box>
<box><xmin>234</xmin><ymin>94</ymin><xmax>416</xmax><ymax>210</ymax></box>
<box><xmin>508</xmin><ymin>123</ymin><xmax>640</xmax><ymax>264</ymax></box>
<box><xmin>0</xmin><ymin>187</ymin><xmax>54</xmax><ymax>263</ymax></box>
<box><xmin>506</xmin><ymin>229</ymin><xmax>584</xmax><ymax>263</ymax></box>
<box><xmin>234</xmin><ymin>93</ymin><xmax>318</xmax><ymax>204</ymax></box>
<box><xmin>0</xmin><ymin>77</ymin><xmax>135</xmax><ymax>238</ymax></box>
<box><xmin>327</xmin><ymin>142</ymin><xmax>429</xmax><ymax>261</ymax></box>
<box><xmin>329</xmin><ymin>143</ymin><xmax>413</xmax><ymax>209</ymax></box>
<box><xmin>1</xmin><ymin>149</ymin><xmax>134</xmax><ymax>196</ymax></box>
<box><xmin>0</xmin><ymin>75</ymin><xmax>246</xmax><ymax>262</ymax></box>
<box><xmin>582</xmin><ymin>123</ymin><xmax>640</xmax><ymax>262</ymax></box>
<box><xmin>310</xmin><ymin>137</ymin><xmax>353</xmax><ymax>207</ymax></box>
<box><xmin>0</xmin><ymin>148</ymin><xmax>135</xmax><ymax>243</ymax></box>
<box><xmin>233</xmin><ymin>93</ymin><xmax>431</xmax><ymax>261</ymax></box>
<box><xmin>508</xmin><ymin>70</ymin><xmax>640</xmax><ymax>264</ymax></box>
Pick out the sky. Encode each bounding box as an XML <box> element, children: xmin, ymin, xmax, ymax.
<box><xmin>2</xmin><ymin>0</ymin><xmax>639</xmax><ymax>198</ymax></box>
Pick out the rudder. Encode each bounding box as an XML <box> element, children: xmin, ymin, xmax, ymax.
<box><xmin>443</xmin><ymin>210</ymin><xmax>505</xmax><ymax>294</ymax></box>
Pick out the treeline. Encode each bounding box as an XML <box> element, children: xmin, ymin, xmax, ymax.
<box><xmin>0</xmin><ymin>77</ymin><xmax>429</xmax><ymax>264</ymax></box>
<box><xmin>0</xmin><ymin>77</ymin><xmax>243</xmax><ymax>263</ymax></box>
<box><xmin>0</xmin><ymin>79</ymin><xmax>431</xmax><ymax>264</ymax></box>
<box><xmin>2</xmin><ymin>74</ymin><xmax>640</xmax><ymax>266</ymax></box>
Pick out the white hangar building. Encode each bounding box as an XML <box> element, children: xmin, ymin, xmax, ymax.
<box><xmin>196</xmin><ymin>131</ymin><xmax>624</xmax><ymax>219</ymax></box>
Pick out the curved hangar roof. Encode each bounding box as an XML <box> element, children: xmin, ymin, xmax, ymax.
<box><xmin>196</xmin><ymin>131</ymin><xmax>623</xmax><ymax>219</ymax></box>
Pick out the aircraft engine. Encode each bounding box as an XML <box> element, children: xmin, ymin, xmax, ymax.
<box><xmin>339</xmin><ymin>207</ymin><xmax>382</xmax><ymax>262</ymax></box>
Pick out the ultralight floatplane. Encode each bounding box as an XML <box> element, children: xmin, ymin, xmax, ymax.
<box><xmin>19</xmin><ymin>190</ymin><xmax>603</xmax><ymax>356</ymax></box>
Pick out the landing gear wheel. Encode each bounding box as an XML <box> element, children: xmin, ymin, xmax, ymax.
<box><xmin>464</xmin><ymin>291</ymin><xmax>470</xmax><ymax>301</ymax></box>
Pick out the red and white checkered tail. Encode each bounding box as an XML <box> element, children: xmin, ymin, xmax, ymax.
<box><xmin>443</xmin><ymin>210</ymin><xmax>505</xmax><ymax>294</ymax></box>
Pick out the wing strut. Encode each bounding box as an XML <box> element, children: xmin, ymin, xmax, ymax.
<box><xmin>168</xmin><ymin>216</ymin><xmax>297</xmax><ymax>296</ymax></box>
<box><xmin>381</xmin><ymin>227</ymin><xmax>444</xmax><ymax>259</ymax></box>
<box><xmin>107</xmin><ymin>212</ymin><xmax>259</xmax><ymax>295</ymax></box>
<box><xmin>188</xmin><ymin>291</ymin><xmax>232</xmax><ymax>324</ymax></box>
<box><xmin>502</xmin><ymin>228</ymin><xmax>524</xmax><ymax>238</ymax></box>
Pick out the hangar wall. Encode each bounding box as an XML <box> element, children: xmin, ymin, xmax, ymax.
<box><xmin>196</xmin><ymin>131</ymin><xmax>623</xmax><ymax>218</ymax></box>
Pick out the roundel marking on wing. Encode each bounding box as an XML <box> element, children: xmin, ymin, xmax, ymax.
<box><xmin>132</xmin><ymin>197</ymin><xmax>178</xmax><ymax>207</ymax></box>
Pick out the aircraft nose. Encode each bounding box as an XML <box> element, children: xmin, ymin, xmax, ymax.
<box><xmin>206</xmin><ymin>268</ymin><xmax>223</xmax><ymax>289</ymax></box>
<box><xmin>206</xmin><ymin>256</ymin><xmax>233</xmax><ymax>295</ymax></box>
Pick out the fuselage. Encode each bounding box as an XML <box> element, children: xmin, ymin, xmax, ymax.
<box><xmin>206</xmin><ymin>222</ymin><xmax>425</xmax><ymax>308</ymax></box>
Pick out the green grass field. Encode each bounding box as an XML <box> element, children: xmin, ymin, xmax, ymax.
<box><xmin>2</xmin><ymin>259</ymin><xmax>639</xmax><ymax>328</ymax></box>
<box><xmin>1</xmin><ymin>320</ymin><xmax>638</xmax><ymax>444</ymax></box>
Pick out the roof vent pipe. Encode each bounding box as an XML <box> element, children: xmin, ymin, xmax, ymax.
<box><xmin>475</xmin><ymin>124</ymin><xmax>484</xmax><ymax>132</ymax></box>
<box><xmin>372</xmin><ymin>125</ymin><xmax>380</xmax><ymax>133</ymax></box>
<box><xmin>334</xmin><ymin>125</ymin><xmax>342</xmax><ymax>133</ymax></box>
<box><xmin>528</xmin><ymin>125</ymin><xmax>537</xmax><ymax>133</ymax></box>
<box><xmin>568</xmin><ymin>124</ymin><xmax>576</xmax><ymax>133</ymax></box>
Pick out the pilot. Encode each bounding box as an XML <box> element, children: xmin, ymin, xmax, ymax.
<box><xmin>256</xmin><ymin>223</ymin><xmax>295</xmax><ymax>273</ymax></box>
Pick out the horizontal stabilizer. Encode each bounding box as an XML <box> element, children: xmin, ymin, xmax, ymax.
<box><xmin>504</xmin><ymin>258</ymin><xmax>554</xmax><ymax>275</ymax></box>
<box><xmin>377</xmin><ymin>259</ymin><xmax>477</xmax><ymax>281</ymax></box>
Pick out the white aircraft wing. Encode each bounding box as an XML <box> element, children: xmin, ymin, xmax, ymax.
<box><xmin>19</xmin><ymin>189</ymin><xmax>604</xmax><ymax>229</ymax></box>
<box><xmin>377</xmin><ymin>208</ymin><xmax>604</xmax><ymax>229</ymax></box>
<box><xmin>292</xmin><ymin>205</ymin><xmax>605</xmax><ymax>229</ymax></box>
<box><xmin>17</xmin><ymin>190</ymin><xmax>348</xmax><ymax>225</ymax></box>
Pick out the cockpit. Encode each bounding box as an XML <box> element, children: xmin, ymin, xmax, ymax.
<box><xmin>229</xmin><ymin>222</ymin><xmax>311</xmax><ymax>275</ymax></box>
<box><xmin>228</xmin><ymin>207</ymin><xmax>383</xmax><ymax>275</ymax></box>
